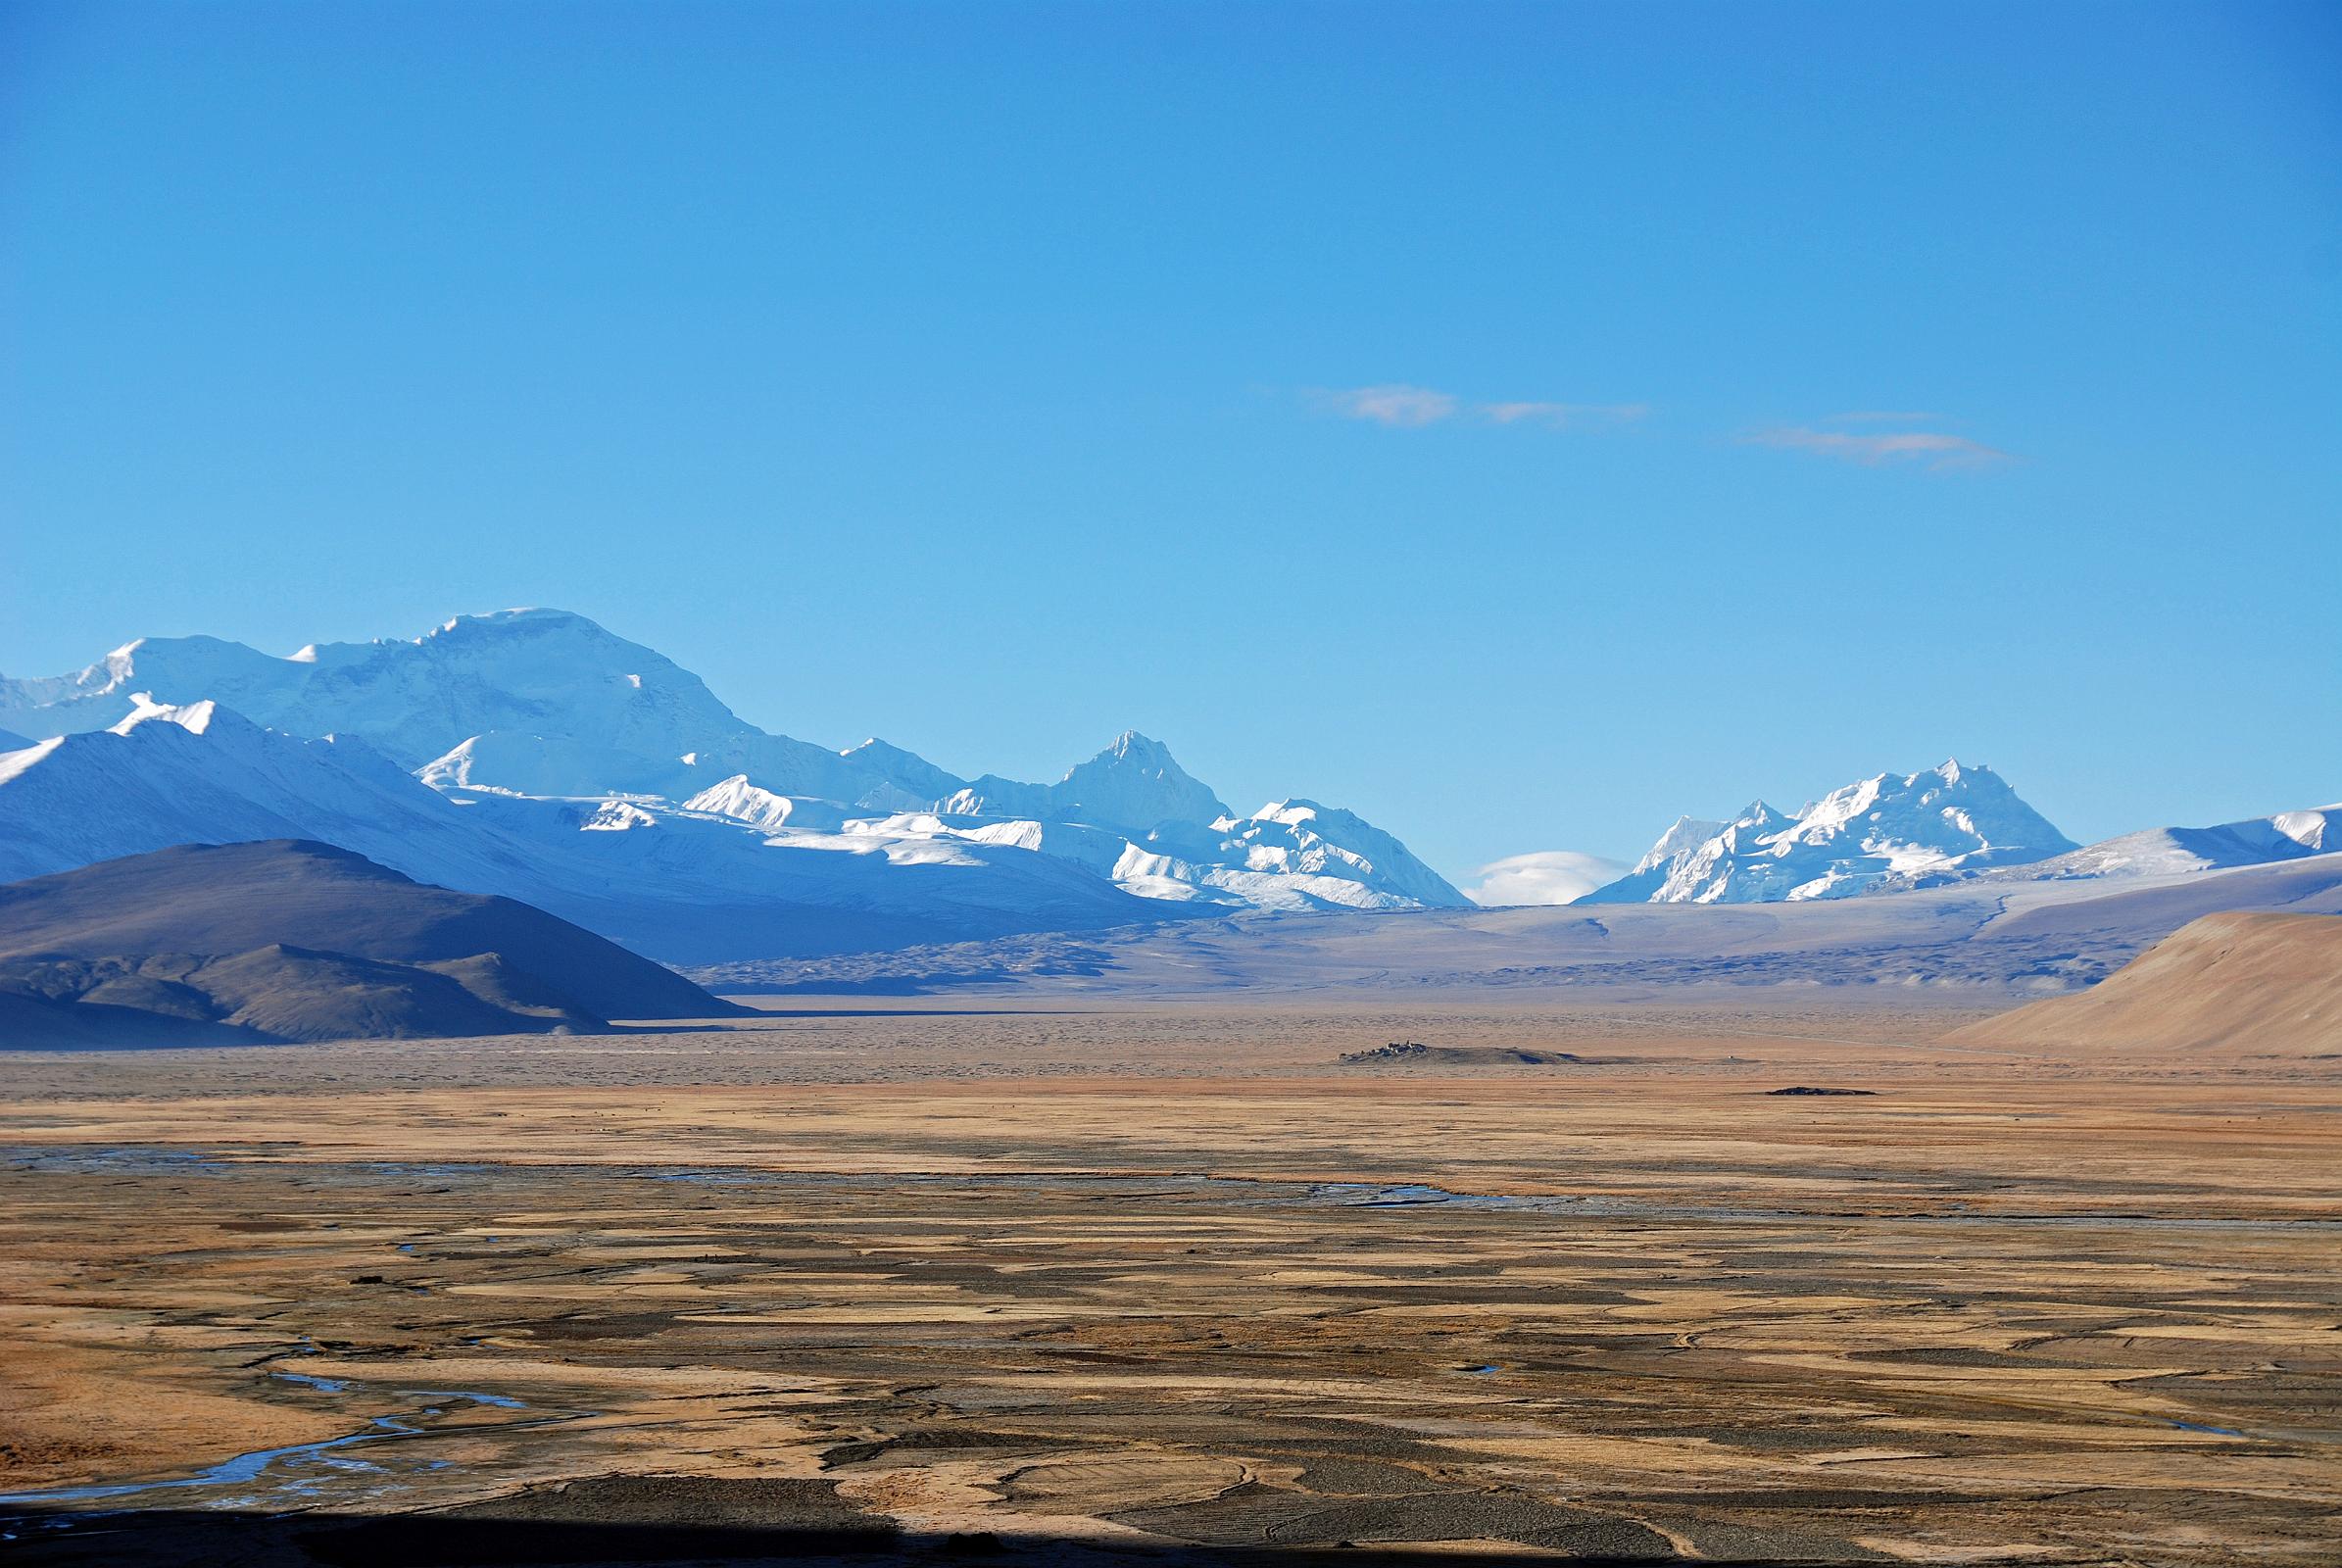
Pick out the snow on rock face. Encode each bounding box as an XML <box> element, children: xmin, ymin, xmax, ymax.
<box><xmin>0</xmin><ymin>696</ymin><xmax>489</xmax><ymax>889</ymax></box>
<box><xmin>3</xmin><ymin>611</ymin><xmax>756</xmax><ymax>794</ymax></box>
<box><xmin>939</xmin><ymin>730</ymin><xmax>1231</xmax><ymax>835</ymax></box>
<box><xmin>1585</xmin><ymin>762</ymin><xmax>2077</xmax><ymax>904</ymax></box>
<box><xmin>1205</xmin><ymin>799</ymin><xmax>1472</xmax><ymax>909</ymax></box>
<box><xmin>4</xmin><ymin>611</ymin><xmax>1469</xmax><ymax>921</ymax></box>
<box><xmin>1572</xmin><ymin>813</ymin><xmax>1732</xmax><ymax>903</ymax></box>
<box><xmin>2</xmin><ymin>610</ymin><xmax>953</xmax><ymax>808</ymax></box>
<box><xmin>1925</xmin><ymin>801</ymin><xmax>2342</xmax><ymax>887</ymax></box>
<box><xmin>1</xmin><ymin>610</ymin><xmax>962</xmax><ymax>804</ymax></box>
<box><xmin>751</xmin><ymin>796</ymin><xmax>1468</xmax><ymax>913</ymax></box>
<box><xmin>580</xmin><ymin>801</ymin><xmax>659</xmax><ymax>832</ymax></box>
<box><xmin>840</xmin><ymin>738</ymin><xmax>964</xmax><ymax>801</ymax></box>
<box><xmin>2273</xmin><ymin>808</ymin><xmax>2341</xmax><ymax>853</ymax></box>
<box><xmin>1635</xmin><ymin>814</ymin><xmax>1728</xmax><ymax>875</ymax></box>
<box><xmin>679</xmin><ymin>774</ymin><xmax>849</xmax><ymax>832</ymax></box>
<box><xmin>1054</xmin><ymin>731</ymin><xmax>1232</xmax><ymax>832</ymax></box>
<box><xmin>0</xmin><ymin>699</ymin><xmax>1169</xmax><ymax>961</ymax></box>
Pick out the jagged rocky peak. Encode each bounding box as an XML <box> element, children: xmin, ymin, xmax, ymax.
<box><xmin>938</xmin><ymin>729</ymin><xmax>1232</xmax><ymax>836</ymax></box>
<box><xmin>1053</xmin><ymin>730</ymin><xmax>1232</xmax><ymax>833</ymax></box>
<box><xmin>1585</xmin><ymin>760</ymin><xmax>2077</xmax><ymax>905</ymax></box>
<box><xmin>1633</xmin><ymin>814</ymin><xmax>1727</xmax><ymax>875</ymax></box>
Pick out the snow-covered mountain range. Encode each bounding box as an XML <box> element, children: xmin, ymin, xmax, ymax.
<box><xmin>1907</xmin><ymin>803</ymin><xmax>2342</xmax><ymax>889</ymax></box>
<box><xmin>7</xmin><ymin>612</ymin><xmax>2326</xmax><ymax>955</ymax></box>
<box><xmin>0</xmin><ymin>611</ymin><xmax>1468</xmax><ymax>960</ymax></box>
<box><xmin>1584</xmin><ymin>760</ymin><xmax>2337</xmax><ymax>906</ymax></box>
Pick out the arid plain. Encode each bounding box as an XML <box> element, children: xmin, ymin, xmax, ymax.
<box><xmin>3</xmin><ymin>998</ymin><xmax>2338</xmax><ymax>1566</ymax></box>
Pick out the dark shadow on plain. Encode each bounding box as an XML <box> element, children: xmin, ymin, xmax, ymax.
<box><xmin>713</xmin><ymin>1004</ymin><xmax>1084</xmax><ymax>1017</ymax></box>
<box><xmin>1</xmin><ymin>1506</ymin><xmax>1868</xmax><ymax>1568</ymax></box>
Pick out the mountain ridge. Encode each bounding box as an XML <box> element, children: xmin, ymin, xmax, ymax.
<box><xmin>0</xmin><ymin>611</ymin><xmax>1467</xmax><ymax>948</ymax></box>
<box><xmin>1584</xmin><ymin>761</ymin><xmax>2078</xmax><ymax>904</ymax></box>
<box><xmin>0</xmin><ymin>696</ymin><xmax>1179</xmax><ymax>962</ymax></box>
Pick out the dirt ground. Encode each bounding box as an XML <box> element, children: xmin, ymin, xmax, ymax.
<box><xmin>2</xmin><ymin>999</ymin><xmax>2337</xmax><ymax>1565</ymax></box>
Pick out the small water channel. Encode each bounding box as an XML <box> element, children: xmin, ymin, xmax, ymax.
<box><xmin>0</xmin><ymin>1367</ymin><xmax>565</xmax><ymax>1528</ymax></box>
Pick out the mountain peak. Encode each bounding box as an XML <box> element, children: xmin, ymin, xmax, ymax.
<box><xmin>1092</xmin><ymin>729</ymin><xmax>1172</xmax><ymax>765</ymax></box>
<box><xmin>1586</xmin><ymin>760</ymin><xmax>2075</xmax><ymax>905</ymax></box>
<box><xmin>1632</xmin><ymin>813</ymin><xmax>1729</xmax><ymax>875</ymax></box>
<box><xmin>437</xmin><ymin>606</ymin><xmax>594</xmax><ymax>633</ymax></box>
<box><xmin>404</xmin><ymin>608</ymin><xmax>647</xmax><ymax>660</ymax></box>
<box><xmin>1922</xmin><ymin>757</ymin><xmax>2001</xmax><ymax>788</ymax></box>
<box><xmin>1051</xmin><ymin>731</ymin><xmax>1228</xmax><ymax>833</ymax></box>
<box><xmin>112</xmin><ymin>693</ymin><xmax>228</xmax><ymax>738</ymax></box>
<box><xmin>1208</xmin><ymin>798</ymin><xmax>1469</xmax><ymax>909</ymax></box>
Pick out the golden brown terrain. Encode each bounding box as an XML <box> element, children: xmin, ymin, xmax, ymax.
<box><xmin>2</xmin><ymin>999</ymin><xmax>2337</xmax><ymax>1565</ymax></box>
<box><xmin>1949</xmin><ymin>912</ymin><xmax>2342</xmax><ymax>1056</ymax></box>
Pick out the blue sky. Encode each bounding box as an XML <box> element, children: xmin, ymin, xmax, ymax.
<box><xmin>3</xmin><ymin>1</ymin><xmax>2336</xmax><ymax>881</ymax></box>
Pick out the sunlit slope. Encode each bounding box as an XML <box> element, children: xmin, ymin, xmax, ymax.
<box><xmin>1949</xmin><ymin>910</ymin><xmax>2342</xmax><ymax>1054</ymax></box>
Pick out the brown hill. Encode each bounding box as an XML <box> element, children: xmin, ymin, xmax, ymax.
<box><xmin>1948</xmin><ymin>910</ymin><xmax>2342</xmax><ymax>1055</ymax></box>
<box><xmin>0</xmin><ymin>840</ymin><xmax>744</xmax><ymax>1047</ymax></box>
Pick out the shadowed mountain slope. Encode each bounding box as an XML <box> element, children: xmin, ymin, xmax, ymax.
<box><xmin>0</xmin><ymin>840</ymin><xmax>740</xmax><ymax>1045</ymax></box>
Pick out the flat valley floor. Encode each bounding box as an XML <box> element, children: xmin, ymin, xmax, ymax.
<box><xmin>2</xmin><ymin>999</ymin><xmax>2337</xmax><ymax>1566</ymax></box>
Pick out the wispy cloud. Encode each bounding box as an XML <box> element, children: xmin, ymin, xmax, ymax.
<box><xmin>1745</xmin><ymin>424</ymin><xmax>2011</xmax><ymax>472</ymax></box>
<box><xmin>1314</xmin><ymin>383</ymin><xmax>1461</xmax><ymax>427</ymax></box>
<box><xmin>1481</xmin><ymin>401</ymin><xmax>1649</xmax><ymax>429</ymax></box>
<box><xmin>1313</xmin><ymin>385</ymin><xmax>1646</xmax><ymax>431</ymax></box>
<box><xmin>1462</xmin><ymin>850</ymin><xmax>1629</xmax><ymax>907</ymax></box>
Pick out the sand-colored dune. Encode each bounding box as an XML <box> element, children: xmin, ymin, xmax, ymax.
<box><xmin>1950</xmin><ymin>909</ymin><xmax>2342</xmax><ymax>1054</ymax></box>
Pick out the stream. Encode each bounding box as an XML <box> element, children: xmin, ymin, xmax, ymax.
<box><xmin>0</xmin><ymin>1369</ymin><xmax>563</xmax><ymax>1529</ymax></box>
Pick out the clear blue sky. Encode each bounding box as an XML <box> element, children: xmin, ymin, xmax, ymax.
<box><xmin>3</xmin><ymin>1</ymin><xmax>2336</xmax><ymax>878</ymax></box>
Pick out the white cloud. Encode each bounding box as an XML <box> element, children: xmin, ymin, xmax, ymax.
<box><xmin>1480</xmin><ymin>401</ymin><xmax>1649</xmax><ymax>428</ymax></box>
<box><xmin>1461</xmin><ymin>850</ymin><xmax>1629</xmax><ymax>907</ymax></box>
<box><xmin>1744</xmin><ymin>425</ymin><xmax>2010</xmax><ymax>471</ymax></box>
<box><xmin>1311</xmin><ymin>386</ymin><xmax>1649</xmax><ymax>431</ymax></box>
<box><xmin>1315</xmin><ymin>383</ymin><xmax>1461</xmax><ymax>426</ymax></box>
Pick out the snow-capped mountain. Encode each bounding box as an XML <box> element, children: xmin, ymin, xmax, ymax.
<box><xmin>0</xmin><ymin>610</ymin><xmax>899</xmax><ymax>803</ymax></box>
<box><xmin>1583</xmin><ymin>761</ymin><xmax>2076</xmax><ymax>904</ymax></box>
<box><xmin>0</xmin><ymin>610</ymin><xmax>1466</xmax><ymax>943</ymax></box>
<box><xmin>802</xmin><ymin>797</ymin><xmax>1471</xmax><ymax>913</ymax></box>
<box><xmin>1566</xmin><ymin>814</ymin><xmax>1728</xmax><ymax>904</ymax></box>
<box><xmin>1197</xmin><ymin>801</ymin><xmax>1470</xmax><ymax>910</ymax></box>
<box><xmin>938</xmin><ymin>731</ymin><xmax>1232</xmax><ymax>836</ymax></box>
<box><xmin>1896</xmin><ymin>801</ymin><xmax>2342</xmax><ymax>891</ymax></box>
<box><xmin>0</xmin><ymin>697</ymin><xmax>1171</xmax><ymax>961</ymax></box>
<box><xmin>0</xmin><ymin>697</ymin><xmax>494</xmax><ymax>890</ymax></box>
<box><xmin>679</xmin><ymin>774</ymin><xmax>850</xmax><ymax>833</ymax></box>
